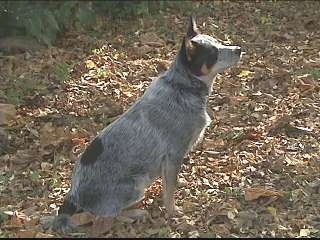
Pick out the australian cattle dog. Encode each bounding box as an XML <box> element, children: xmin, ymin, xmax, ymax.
<box><xmin>50</xmin><ymin>16</ymin><xmax>242</xmax><ymax>233</ymax></box>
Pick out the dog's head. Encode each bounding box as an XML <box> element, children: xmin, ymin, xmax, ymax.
<box><xmin>182</xmin><ymin>16</ymin><xmax>241</xmax><ymax>84</ymax></box>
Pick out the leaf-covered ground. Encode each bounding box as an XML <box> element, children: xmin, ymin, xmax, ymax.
<box><xmin>1</xmin><ymin>1</ymin><xmax>320</xmax><ymax>238</ymax></box>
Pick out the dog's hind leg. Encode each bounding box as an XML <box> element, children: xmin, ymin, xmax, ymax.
<box><xmin>161</xmin><ymin>155</ymin><xmax>181</xmax><ymax>216</ymax></box>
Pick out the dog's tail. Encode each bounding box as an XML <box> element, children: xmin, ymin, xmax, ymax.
<box><xmin>48</xmin><ymin>195</ymin><xmax>78</xmax><ymax>234</ymax></box>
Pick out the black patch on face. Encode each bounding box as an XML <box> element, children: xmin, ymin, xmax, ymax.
<box><xmin>80</xmin><ymin>137</ymin><xmax>104</xmax><ymax>165</ymax></box>
<box><xmin>187</xmin><ymin>42</ymin><xmax>218</xmax><ymax>76</ymax></box>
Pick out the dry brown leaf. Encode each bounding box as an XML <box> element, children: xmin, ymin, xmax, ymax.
<box><xmin>134</xmin><ymin>45</ymin><xmax>153</xmax><ymax>57</ymax></box>
<box><xmin>116</xmin><ymin>215</ymin><xmax>135</xmax><ymax>224</ymax></box>
<box><xmin>22</xmin><ymin>206</ymin><xmax>38</xmax><ymax>217</ymax></box>
<box><xmin>182</xmin><ymin>201</ymin><xmax>195</xmax><ymax>213</ymax></box>
<box><xmin>237</xmin><ymin>70</ymin><xmax>253</xmax><ymax>78</ymax></box>
<box><xmin>0</xmin><ymin>103</ymin><xmax>16</xmax><ymax>125</ymax></box>
<box><xmin>16</xmin><ymin>230</ymin><xmax>37</xmax><ymax>238</ymax></box>
<box><xmin>40</xmin><ymin>162</ymin><xmax>53</xmax><ymax>171</ymax></box>
<box><xmin>202</xmin><ymin>138</ymin><xmax>225</xmax><ymax>150</ymax></box>
<box><xmin>24</xmin><ymin>218</ymin><xmax>39</xmax><ymax>227</ymax></box>
<box><xmin>10</xmin><ymin>212</ymin><xmax>24</xmax><ymax>226</ymax></box>
<box><xmin>3</xmin><ymin>212</ymin><xmax>24</xmax><ymax>230</ymax></box>
<box><xmin>35</xmin><ymin>232</ymin><xmax>55</xmax><ymax>238</ymax></box>
<box><xmin>88</xmin><ymin>217</ymin><xmax>114</xmax><ymax>237</ymax></box>
<box><xmin>120</xmin><ymin>209</ymin><xmax>149</xmax><ymax>220</ymax></box>
<box><xmin>244</xmin><ymin>187</ymin><xmax>282</xmax><ymax>201</ymax></box>
<box><xmin>299</xmin><ymin>229</ymin><xmax>311</xmax><ymax>237</ymax></box>
<box><xmin>140</xmin><ymin>32</ymin><xmax>165</xmax><ymax>47</ymax></box>
<box><xmin>9</xmin><ymin>149</ymin><xmax>39</xmax><ymax>169</ymax></box>
<box><xmin>85</xmin><ymin>59</ymin><xmax>97</xmax><ymax>69</ymax></box>
<box><xmin>229</xmin><ymin>96</ymin><xmax>249</xmax><ymax>105</ymax></box>
<box><xmin>70</xmin><ymin>212</ymin><xmax>95</xmax><ymax>226</ymax></box>
<box><xmin>209</xmin><ymin>224</ymin><xmax>231</xmax><ymax>236</ymax></box>
<box><xmin>39</xmin><ymin>122</ymin><xmax>70</xmax><ymax>148</ymax></box>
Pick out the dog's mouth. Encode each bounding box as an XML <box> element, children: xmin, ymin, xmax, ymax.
<box><xmin>214</xmin><ymin>46</ymin><xmax>242</xmax><ymax>72</ymax></box>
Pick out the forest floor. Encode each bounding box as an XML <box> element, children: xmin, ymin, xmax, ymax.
<box><xmin>0</xmin><ymin>1</ymin><xmax>320</xmax><ymax>238</ymax></box>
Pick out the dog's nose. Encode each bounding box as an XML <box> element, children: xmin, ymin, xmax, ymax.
<box><xmin>234</xmin><ymin>47</ymin><xmax>241</xmax><ymax>56</ymax></box>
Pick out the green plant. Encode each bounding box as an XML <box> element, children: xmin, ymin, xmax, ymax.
<box><xmin>294</xmin><ymin>68</ymin><xmax>320</xmax><ymax>82</ymax></box>
<box><xmin>54</xmin><ymin>61</ymin><xmax>71</xmax><ymax>85</ymax></box>
<box><xmin>4</xmin><ymin>72</ymin><xmax>45</xmax><ymax>105</ymax></box>
<box><xmin>0</xmin><ymin>1</ymin><xmax>193</xmax><ymax>46</ymax></box>
<box><xmin>29</xmin><ymin>170</ymin><xmax>41</xmax><ymax>182</ymax></box>
<box><xmin>0</xmin><ymin>1</ymin><xmax>94</xmax><ymax>46</ymax></box>
<box><xmin>224</xmin><ymin>186</ymin><xmax>242</xmax><ymax>198</ymax></box>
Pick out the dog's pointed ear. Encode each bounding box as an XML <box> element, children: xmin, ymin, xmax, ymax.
<box><xmin>186</xmin><ymin>16</ymin><xmax>199</xmax><ymax>39</ymax></box>
<box><xmin>184</xmin><ymin>16</ymin><xmax>199</xmax><ymax>62</ymax></box>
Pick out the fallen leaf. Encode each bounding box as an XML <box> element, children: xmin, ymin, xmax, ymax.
<box><xmin>85</xmin><ymin>59</ymin><xmax>97</xmax><ymax>69</ymax></box>
<box><xmin>229</xmin><ymin>96</ymin><xmax>249</xmax><ymax>105</ymax></box>
<box><xmin>40</xmin><ymin>162</ymin><xmax>53</xmax><ymax>171</ymax></box>
<box><xmin>24</xmin><ymin>218</ymin><xmax>39</xmax><ymax>227</ymax></box>
<box><xmin>244</xmin><ymin>187</ymin><xmax>282</xmax><ymax>201</ymax></box>
<box><xmin>70</xmin><ymin>212</ymin><xmax>95</xmax><ymax>226</ymax></box>
<box><xmin>188</xmin><ymin>230</ymin><xmax>200</xmax><ymax>238</ymax></box>
<box><xmin>299</xmin><ymin>228</ymin><xmax>310</xmax><ymax>237</ymax></box>
<box><xmin>10</xmin><ymin>212</ymin><xmax>24</xmax><ymax>226</ymax></box>
<box><xmin>227</xmin><ymin>210</ymin><xmax>237</xmax><ymax>220</ymax></box>
<box><xmin>134</xmin><ymin>45</ymin><xmax>153</xmax><ymax>57</ymax></box>
<box><xmin>140</xmin><ymin>32</ymin><xmax>165</xmax><ymax>47</ymax></box>
<box><xmin>35</xmin><ymin>232</ymin><xmax>55</xmax><ymax>238</ymax></box>
<box><xmin>89</xmin><ymin>217</ymin><xmax>114</xmax><ymax>237</ymax></box>
<box><xmin>237</xmin><ymin>70</ymin><xmax>254</xmax><ymax>78</ymax></box>
<box><xmin>120</xmin><ymin>209</ymin><xmax>149</xmax><ymax>220</ymax></box>
<box><xmin>39</xmin><ymin>122</ymin><xmax>70</xmax><ymax>148</ymax></box>
<box><xmin>209</xmin><ymin>224</ymin><xmax>231</xmax><ymax>236</ymax></box>
<box><xmin>236</xmin><ymin>210</ymin><xmax>258</xmax><ymax>229</ymax></box>
<box><xmin>267</xmin><ymin>207</ymin><xmax>277</xmax><ymax>218</ymax></box>
<box><xmin>182</xmin><ymin>200</ymin><xmax>196</xmax><ymax>213</ymax></box>
<box><xmin>16</xmin><ymin>230</ymin><xmax>37</xmax><ymax>238</ymax></box>
<box><xmin>202</xmin><ymin>138</ymin><xmax>225</xmax><ymax>150</ymax></box>
<box><xmin>116</xmin><ymin>215</ymin><xmax>135</xmax><ymax>224</ymax></box>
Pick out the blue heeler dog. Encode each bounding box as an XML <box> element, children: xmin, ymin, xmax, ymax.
<box><xmin>50</xmin><ymin>16</ymin><xmax>242</xmax><ymax>233</ymax></box>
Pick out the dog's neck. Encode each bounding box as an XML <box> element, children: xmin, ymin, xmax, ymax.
<box><xmin>170</xmin><ymin>42</ymin><xmax>218</xmax><ymax>97</ymax></box>
<box><xmin>168</xmin><ymin>53</ymin><xmax>209</xmax><ymax>98</ymax></box>
<box><xmin>198</xmin><ymin>71</ymin><xmax>217</xmax><ymax>95</ymax></box>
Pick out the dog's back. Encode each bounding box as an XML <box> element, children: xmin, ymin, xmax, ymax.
<box><xmin>68</xmin><ymin>55</ymin><xmax>210</xmax><ymax>216</ymax></box>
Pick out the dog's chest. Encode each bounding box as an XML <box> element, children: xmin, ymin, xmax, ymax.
<box><xmin>188</xmin><ymin>110</ymin><xmax>211</xmax><ymax>151</ymax></box>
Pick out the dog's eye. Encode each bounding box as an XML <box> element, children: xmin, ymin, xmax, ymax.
<box><xmin>206</xmin><ymin>49</ymin><xmax>218</xmax><ymax>67</ymax></box>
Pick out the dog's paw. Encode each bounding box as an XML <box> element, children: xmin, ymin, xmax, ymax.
<box><xmin>41</xmin><ymin>216</ymin><xmax>55</xmax><ymax>231</ymax></box>
<box><xmin>41</xmin><ymin>214</ymin><xmax>76</xmax><ymax>235</ymax></box>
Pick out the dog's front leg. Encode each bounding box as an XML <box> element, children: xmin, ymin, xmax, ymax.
<box><xmin>161</xmin><ymin>155</ymin><xmax>181</xmax><ymax>216</ymax></box>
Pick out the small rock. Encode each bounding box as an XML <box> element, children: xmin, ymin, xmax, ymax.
<box><xmin>140</xmin><ymin>32</ymin><xmax>165</xmax><ymax>47</ymax></box>
<box><xmin>0</xmin><ymin>103</ymin><xmax>16</xmax><ymax>126</ymax></box>
<box><xmin>236</xmin><ymin>210</ymin><xmax>258</xmax><ymax>229</ymax></box>
<box><xmin>96</xmin><ymin>99</ymin><xmax>123</xmax><ymax>118</ymax></box>
<box><xmin>134</xmin><ymin>45</ymin><xmax>153</xmax><ymax>57</ymax></box>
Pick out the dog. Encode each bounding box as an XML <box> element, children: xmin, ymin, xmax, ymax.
<box><xmin>49</xmin><ymin>16</ymin><xmax>242</xmax><ymax>234</ymax></box>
